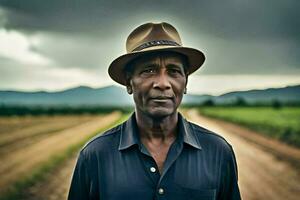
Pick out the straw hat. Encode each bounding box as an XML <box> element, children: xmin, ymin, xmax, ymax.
<box><xmin>108</xmin><ymin>22</ymin><xmax>205</xmax><ymax>85</ymax></box>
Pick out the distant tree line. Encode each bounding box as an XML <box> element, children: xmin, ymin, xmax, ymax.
<box><xmin>182</xmin><ymin>97</ymin><xmax>300</xmax><ymax>109</ymax></box>
<box><xmin>1</xmin><ymin>97</ymin><xmax>300</xmax><ymax>116</ymax></box>
<box><xmin>0</xmin><ymin>105</ymin><xmax>134</xmax><ymax>116</ymax></box>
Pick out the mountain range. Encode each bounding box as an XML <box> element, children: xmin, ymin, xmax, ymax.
<box><xmin>0</xmin><ymin>85</ymin><xmax>299</xmax><ymax>107</ymax></box>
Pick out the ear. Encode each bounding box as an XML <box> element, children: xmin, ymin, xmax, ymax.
<box><xmin>184</xmin><ymin>75</ymin><xmax>188</xmax><ymax>94</ymax></box>
<box><xmin>126</xmin><ymin>78</ymin><xmax>133</xmax><ymax>95</ymax></box>
<box><xmin>126</xmin><ymin>86</ymin><xmax>133</xmax><ymax>94</ymax></box>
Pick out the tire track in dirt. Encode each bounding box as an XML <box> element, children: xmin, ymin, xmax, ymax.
<box><xmin>0</xmin><ymin>112</ymin><xmax>121</xmax><ymax>196</ymax></box>
<box><xmin>0</xmin><ymin>116</ymin><xmax>60</xmax><ymax>134</ymax></box>
<box><xmin>186</xmin><ymin>109</ymin><xmax>300</xmax><ymax>200</ymax></box>
<box><xmin>0</xmin><ymin>115</ymin><xmax>96</xmax><ymax>155</ymax></box>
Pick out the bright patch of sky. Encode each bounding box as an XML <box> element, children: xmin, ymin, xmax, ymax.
<box><xmin>0</xmin><ymin>29</ymin><xmax>52</xmax><ymax>65</ymax></box>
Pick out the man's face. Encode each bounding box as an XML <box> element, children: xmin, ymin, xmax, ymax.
<box><xmin>127</xmin><ymin>52</ymin><xmax>187</xmax><ymax>118</ymax></box>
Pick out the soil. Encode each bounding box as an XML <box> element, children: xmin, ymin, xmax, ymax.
<box><xmin>0</xmin><ymin>112</ymin><xmax>121</xmax><ymax>196</ymax></box>
<box><xmin>0</xmin><ymin>115</ymin><xmax>97</xmax><ymax>156</ymax></box>
<box><xmin>25</xmin><ymin>154</ymin><xmax>78</xmax><ymax>200</ymax></box>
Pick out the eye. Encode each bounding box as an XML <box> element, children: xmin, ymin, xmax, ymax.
<box><xmin>141</xmin><ymin>68</ymin><xmax>156</xmax><ymax>74</ymax></box>
<box><xmin>168</xmin><ymin>68</ymin><xmax>183</xmax><ymax>75</ymax></box>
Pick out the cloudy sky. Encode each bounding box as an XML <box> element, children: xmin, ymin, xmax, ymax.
<box><xmin>0</xmin><ymin>0</ymin><xmax>299</xmax><ymax>95</ymax></box>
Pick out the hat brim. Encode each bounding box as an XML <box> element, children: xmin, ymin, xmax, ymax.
<box><xmin>108</xmin><ymin>45</ymin><xmax>205</xmax><ymax>85</ymax></box>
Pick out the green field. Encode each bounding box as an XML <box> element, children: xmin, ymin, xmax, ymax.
<box><xmin>198</xmin><ymin>107</ymin><xmax>300</xmax><ymax>148</ymax></box>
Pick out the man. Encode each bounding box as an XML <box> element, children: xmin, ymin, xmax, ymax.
<box><xmin>68</xmin><ymin>22</ymin><xmax>241</xmax><ymax>200</ymax></box>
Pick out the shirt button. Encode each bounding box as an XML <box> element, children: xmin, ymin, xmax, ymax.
<box><xmin>150</xmin><ymin>167</ymin><xmax>156</xmax><ymax>173</ymax></box>
<box><xmin>158</xmin><ymin>188</ymin><xmax>164</xmax><ymax>195</ymax></box>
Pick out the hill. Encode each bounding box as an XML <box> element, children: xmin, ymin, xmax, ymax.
<box><xmin>0</xmin><ymin>85</ymin><xmax>299</xmax><ymax>107</ymax></box>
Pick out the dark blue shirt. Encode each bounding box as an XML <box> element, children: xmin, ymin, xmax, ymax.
<box><xmin>68</xmin><ymin>113</ymin><xmax>241</xmax><ymax>200</ymax></box>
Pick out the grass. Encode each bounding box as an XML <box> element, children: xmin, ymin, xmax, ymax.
<box><xmin>198</xmin><ymin>106</ymin><xmax>300</xmax><ymax>148</ymax></box>
<box><xmin>0</xmin><ymin>113</ymin><xmax>130</xmax><ymax>200</ymax></box>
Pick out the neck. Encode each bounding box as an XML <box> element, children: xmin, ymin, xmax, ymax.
<box><xmin>135</xmin><ymin>110</ymin><xmax>178</xmax><ymax>142</ymax></box>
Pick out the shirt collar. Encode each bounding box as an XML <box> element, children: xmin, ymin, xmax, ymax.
<box><xmin>118</xmin><ymin>113</ymin><xmax>140</xmax><ymax>151</ymax></box>
<box><xmin>178</xmin><ymin>113</ymin><xmax>202</xmax><ymax>150</ymax></box>
<box><xmin>118</xmin><ymin>112</ymin><xmax>202</xmax><ymax>151</ymax></box>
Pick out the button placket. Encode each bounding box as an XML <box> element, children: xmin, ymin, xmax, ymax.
<box><xmin>156</xmin><ymin>139</ymin><xmax>183</xmax><ymax>198</ymax></box>
<box><xmin>138</xmin><ymin>150</ymin><xmax>160</xmax><ymax>187</ymax></box>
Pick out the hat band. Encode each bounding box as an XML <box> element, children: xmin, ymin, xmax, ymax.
<box><xmin>132</xmin><ymin>40</ymin><xmax>180</xmax><ymax>52</ymax></box>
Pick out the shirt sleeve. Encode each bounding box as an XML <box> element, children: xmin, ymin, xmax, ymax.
<box><xmin>68</xmin><ymin>151</ymin><xmax>90</xmax><ymax>200</ymax></box>
<box><xmin>219</xmin><ymin>145</ymin><xmax>242</xmax><ymax>200</ymax></box>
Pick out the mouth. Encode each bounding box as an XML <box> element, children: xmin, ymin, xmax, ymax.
<box><xmin>149</xmin><ymin>96</ymin><xmax>173</xmax><ymax>103</ymax></box>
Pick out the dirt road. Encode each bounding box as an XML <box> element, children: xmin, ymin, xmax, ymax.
<box><xmin>0</xmin><ymin>112</ymin><xmax>121</xmax><ymax>196</ymax></box>
<box><xmin>25</xmin><ymin>110</ymin><xmax>300</xmax><ymax>200</ymax></box>
<box><xmin>186</xmin><ymin>109</ymin><xmax>300</xmax><ymax>200</ymax></box>
<box><xmin>0</xmin><ymin>115</ymin><xmax>97</xmax><ymax>156</ymax></box>
<box><xmin>26</xmin><ymin>154</ymin><xmax>78</xmax><ymax>200</ymax></box>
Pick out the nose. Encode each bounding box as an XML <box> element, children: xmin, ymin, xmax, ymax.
<box><xmin>153</xmin><ymin>70</ymin><xmax>171</xmax><ymax>90</ymax></box>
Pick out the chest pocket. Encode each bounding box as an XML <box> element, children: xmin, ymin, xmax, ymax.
<box><xmin>172</xmin><ymin>183</ymin><xmax>216</xmax><ymax>200</ymax></box>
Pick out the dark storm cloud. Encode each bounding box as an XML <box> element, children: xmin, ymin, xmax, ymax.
<box><xmin>1</xmin><ymin>0</ymin><xmax>299</xmax><ymax>39</ymax></box>
<box><xmin>0</xmin><ymin>0</ymin><xmax>299</xmax><ymax>74</ymax></box>
<box><xmin>0</xmin><ymin>0</ymin><xmax>156</xmax><ymax>33</ymax></box>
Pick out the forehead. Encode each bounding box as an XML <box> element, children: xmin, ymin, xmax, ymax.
<box><xmin>131</xmin><ymin>51</ymin><xmax>187</xmax><ymax>66</ymax></box>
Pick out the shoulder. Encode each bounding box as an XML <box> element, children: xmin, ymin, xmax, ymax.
<box><xmin>187</xmin><ymin>120</ymin><xmax>234</xmax><ymax>154</ymax></box>
<box><xmin>80</xmin><ymin>122</ymin><xmax>123</xmax><ymax>155</ymax></box>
